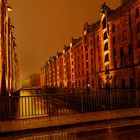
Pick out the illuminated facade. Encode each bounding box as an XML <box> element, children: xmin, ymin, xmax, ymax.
<box><xmin>40</xmin><ymin>0</ymin><xmax>140</xmax><ymax>91</ymax></box>
<box><xmin>0</xmin><ymin>0</ymin><xmax>19</xmax><ymax>96</ymax></box>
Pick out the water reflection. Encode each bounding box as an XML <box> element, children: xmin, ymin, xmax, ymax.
<box><xmin>1</xmin><ymin>126</ymin><xmax>140</xmax><ymax>140</ymax></box>
<box><xmin>17</xmin><ymin>133</ymin><xmax>75</xmax><ymax>140</ymax></box>
<box><xmin>17</xmin><ymin>90</ymin><xmax>48</xmax><ymax>118</ymax></box>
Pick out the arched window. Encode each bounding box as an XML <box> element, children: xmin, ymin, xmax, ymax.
<box><xmin>105</xmin><ymin>54</ymin><xmax>109</xmax><ymax>62</ymax></box>
<box><xmin>103</xmin><ymin>18</ymin><xmax>106</xmax><ymax>29</ymax></box>
<box><xmin>104</xmin><ymin>42</ymin><xmax>108</xmax><ymax>51</ymax></box>
<box><xmin>104</xmin><ymin>32</ymin><xmax>108</xmax><ymax>40</ymax></box>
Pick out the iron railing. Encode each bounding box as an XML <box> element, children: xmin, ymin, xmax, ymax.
<box><xmin>0</xmin><ymin>89</ymin><xmax>140</xmax><ymax>120</ymax></box>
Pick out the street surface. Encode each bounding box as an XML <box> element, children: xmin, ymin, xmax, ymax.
<box><xmin>1</xmin><ymin>118</ymin><xmax>140</xmax><ymax>140</ymax></box>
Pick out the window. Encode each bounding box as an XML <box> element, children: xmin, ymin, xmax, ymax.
<box><xmin>86</xmin><ymin>53</ymin><xmax>88</xmax><ymax>60</ymax></box>
<box><xmin>72</xmin><ymin>68</ymin><xmax>74</xmax><ymax>73</ymax></box>
<box><xmin>92</xmin><ymin>79</ymin><xmax>94</xmax><ymax>87</ymax></box>
<box><xmin>105</xmin><ymin>54</ymin><xmax>109</xmax><ymax>62</ymax></box>
<box><xmin>90</xmin><ymin>49</ymin><xmax>93</xmax><ymax>55</ymax></box>
<box><xmin>75</xmin><ymin>81</ymin><xmax>77</xmax><ymax>88</ymax></box>
<box><xmin>103</xmin><ymin>18</ymin><xmax>106</xmax><ymax>29</ymax></box>
<box><xmin>78</xmin><ymin>48</ymin><xmax>79</xmax><ymax>53</ymax></box>
<box><xmin>83</xmin><ymin>80</ymin><xmax>85</xmax><ymax>87</ymax></box>
<box><xmin>98</xmin><ymin>46</ymin><xmax>100</xmax><ymax>53</ymax></box>
<box><xmin>91</xmin><ymin>58</ymin><xmax>93</xmax><ymax>64</ymax></box>
<box><xmin>123</xmin><ymin>30</ymin><xmax>127</xmax><ymax>40</ymax></box>
<box><xmin>128</xmin><ymin>44</ymin><xmax>132</xmax><ymax>54</ymax></box>
<box><xmin>112</xmin><ymin>36</ymin><xmax>115</xmax><ymax>46</ymax></box>
<box><xmin>137</xmin><ymin>23</ymin><xmax>140</xmax><ymax>33</ymax></box>
<box><xmin>85</xmin><ymin>45</ymin><xmax>88</xmax><ymax>52</ymax></box>
<box><xmin>136</xmin><ymin>7</ymin><xmax>139</xmax><ymax>18</ymax></box>
<box><xmin>86</xmin><ymin>61</ymin><xmax>88</xmax><ymax>67</ymax></box>
<box><xmin>81</xmin><ymin>53</ymin><xmax>83</xmax><ymax>58</ymax></box>
<box><xmin>98</xmin><ymin>78</ymin><xmax>101</xmax><ymax>88</ymax></box>
<box><xmin>129</xmin><ymin>78</ymin><xmax>134</xmax><ymax>89</ymax></box>
<box><xmin>90</xmin><ymin>40</ymin><xmax>93</xmax><ymax>45</ymax></box>
<box><xmin>104</xmin><ymin>42</ymin><xmax>108</xmax><ymax>51</ymax></box>
<box><xmin>113</xmin><ymin>48</ymin><xmax>116</xmax><ymax>56</ymax></box>
<box><xmin>81</xmin><ymin>46</ymin><xmax>83</xmax><ymax>51</ymax></box>
<box><xmin>137</xmin><ymin>39</ymin><xmax>140</xmax><ymax>48</ymax></box>
<box><xmin>97</xmin><ymin>35</ymin><xmax>99</xmax><ymax>41</ymax></box>
<box><xmin>99</xmin><ymin>55</ymin><xmax>101</xmax><ymax>62</ymax></box>
<box><xmin>122</xmin><ymin>79</ymin><xmax>125</xmax><ymax>89</ymax></box>
<box><xmin>104</xmin><ymin>32</ymin><xmax>108</xmax><ymax>40</ymax></box>
<box><xmin>114</xmin><ymin>61</ymin><xmax>117</xmax><ymax>69</ymax></box>
<box><xmin>92</xmin><ymin>67</ymin><xmax>93</xmax><ymax>73</ymax></box>
<box><xmin>120</xmin><ymin>47</ymin><xmax>124</xmax><ymax>57</ymax></box>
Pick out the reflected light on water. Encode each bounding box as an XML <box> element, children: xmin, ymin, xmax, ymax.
<box><xmin>17</xmin><ymin>90</ymin><xmax>47</xmax><ymax>118</ymax></box>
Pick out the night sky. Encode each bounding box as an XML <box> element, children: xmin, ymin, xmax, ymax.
<box><xmin>8</xmin><ymin>0</ymin><xmax>121</xmax><ymax>83</ymax></box>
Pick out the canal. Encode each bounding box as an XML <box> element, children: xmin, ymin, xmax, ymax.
<box><xmin>14</xmin><ymin>89</ymin><xmax>76</xmax><ymax>119</ymax></box>
<box><xmin>1</xmin><ymin>118</ymin><xmax>140</xmax><ymax>140</ymax></box>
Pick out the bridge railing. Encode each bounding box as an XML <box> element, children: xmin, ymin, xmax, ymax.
<box><xmin>0</xmin><ymin>89</ymin><xmax>140</xmax><ymax>120</ymax></box>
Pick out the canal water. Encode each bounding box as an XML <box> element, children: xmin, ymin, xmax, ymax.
<box><xmin>16</xmin><ymin>89</ymin><xmax>49</xmax><ymax>118</ymax></box>
<box><xmin>15</xmin><ymin>89</ymin><xmax>74</xmax><ymax>118</ymax></box>
<box><xmin>1</xmin><ymin>121</ymin><xmax>140</xmax><ymax>140</ymax></box>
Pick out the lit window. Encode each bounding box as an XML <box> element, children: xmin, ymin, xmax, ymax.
<box><xmin>105</xmin><ymin>54</ymin><xmax>109</xmax><ymax>62</ymax></box>
<box><xmin>104</xmin><ymin>42</ymin><xmax>108</xmax><ymax>51</ymax></box>
<box><xmin>103</xmin><ymin>17</ymin><xmax>106</xmax><ymax>29</ymax></box>
<box><xmin>104</xmin><ymin>32</ymin><xmax>108</xmax><ymax>40</ymax></box>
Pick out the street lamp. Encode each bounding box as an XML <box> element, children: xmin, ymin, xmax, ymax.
<box><xmin>6</xmin><ymin>5</ymin><xmax>12</xmax><ymax>12</ymax></box>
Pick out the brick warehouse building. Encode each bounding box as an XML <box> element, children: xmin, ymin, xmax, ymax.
<box><xmin>40</xmin><ymin>0</ymin><xmax>140</xmax><ymax>91</ymax></box>
<box><xmin>0</xmin><ymin>0</ymin><xmax>19</xmax><ymax>96</ymax></box>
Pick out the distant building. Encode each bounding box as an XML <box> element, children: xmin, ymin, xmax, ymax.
<box><xmin>29</xmin><ymin>73</ymin><xmax>40</xmax><ymax>87</ymax></box>
<box><xmin>40</xmin><ymin>0</ymin><xmax>140</xmax><ymax>91</ymax></box>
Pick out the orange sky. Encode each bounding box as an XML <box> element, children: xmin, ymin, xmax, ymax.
<box><xmin>8</xmin><ymin>0</ymin><xmax>121</xmax><ymax>82</ymax></box>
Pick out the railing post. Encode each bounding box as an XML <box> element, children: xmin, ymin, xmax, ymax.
<box><xmin>81</xmin><ymin>93</ymin><xmax>84</xmax><ymax>113</ymax></box>
<box><xmin>8</xmin><ymin>96</ymin><xmax>12</xmax><ymax>120</ymax></box>
<box><xmin>136</xmin><ymin>89</ymin><xmax>139</xmax><ymax>108</ymax></box>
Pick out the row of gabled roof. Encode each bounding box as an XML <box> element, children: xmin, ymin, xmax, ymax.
<box><xmin>43</xmin><ymin>0</ymin><xmax>132</xmax><ymax>67</ymax></box>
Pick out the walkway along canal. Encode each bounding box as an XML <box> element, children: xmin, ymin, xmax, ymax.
<box><xmin>0</xmin><ymin>89</ymin><xmax>139</xmax><ymax>120</ymax></box>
